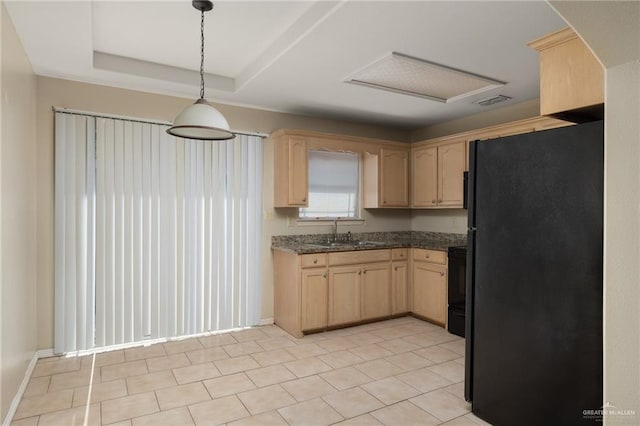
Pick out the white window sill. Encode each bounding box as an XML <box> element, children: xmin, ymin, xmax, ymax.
<box><xmin>291</xmin><ymin>218</ymin><xmax>365</xmax><ymax>227</ymax></box>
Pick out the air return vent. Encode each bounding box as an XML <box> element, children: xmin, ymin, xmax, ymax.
<box><xmin>345</xmin><ymin>52</ymin><xmax>506</xmax><ymax>103</ymax></box>
<box><xmin>475</xmin><ymin>95</ymin><xmax>512</xmax><ymax>106</ymax></box>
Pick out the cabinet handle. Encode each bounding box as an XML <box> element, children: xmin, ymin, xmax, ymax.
<box><xmin>313</xmin><ymin>259</ymin><xmax>318</xmax><ymax>264</ymax></box>
<box><xmin>323</xmin><ymin>273</ymin><xmax>327</xmax><ymax>278</ymax></box>
<box><xmin>431</xmin><ymin>200</ymin><xmax>436</xmax><ymax>204</ymax></box>
<box><xmin>358</xmin><ymin>271</ymin><xmax>362</xmax><ymax>275</ymax></box>
<box><xmin>383</xmin><ymin>200</ymin><xmax>387</xmax><ymax>204</ymax></box>
<box><xmin>394</xmin><ymin>267</ymin><xmax>398</xmax><ymax>271</ymax></box>
<box><xmin>363</xmin><ymin>270</ymin><xmax>367</xmax><ymax>274</ymax></box>
<box><xmin>438</xmin><ymin>199</ymin><xmax>442</xmax><ymax>203</ymax></box>
<box><xmin>302</xmin><ymin>198</ymin><xmax>307</xmax><ymax>202</ymax></box>
<box><xmin>440</xmin><ymin>272</ymin><xmax>445</xmax><ymax>277</ymax></box>
<box><xmin>425</xmin><ymin>255</ymin><xmax>430</xmax><ymax>259</ymax></box>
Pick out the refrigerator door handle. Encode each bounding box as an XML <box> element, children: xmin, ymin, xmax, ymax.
<box><xmin>464</xmin><ymin>228</ymin><xmax>476</xmax><ymax>403</ymax></box>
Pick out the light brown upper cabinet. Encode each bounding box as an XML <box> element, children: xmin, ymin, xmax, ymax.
<box><xmin>364</xmin><ymin>148</ymin><xmax>410</xmax><ymax>208</ymax></box>
<box><xmin>273</xmin><ymin>135</ymin><xmax>308</xmax><ymax>207</ymax></box>
<box><xmin>411</xmin><ymin>140</ymin><xmax>465</xmax><ymax>208</ymax></box>
<box><xmin>529</xmin><ymin>27</ymin><xmax>604</xmax><ymax>121</ymax></box>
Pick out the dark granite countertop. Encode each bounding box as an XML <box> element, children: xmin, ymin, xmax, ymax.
<box><xmin>271</xmin><ymin>231</ymin><xmax>466</xmax><ymax>254</ymax></box>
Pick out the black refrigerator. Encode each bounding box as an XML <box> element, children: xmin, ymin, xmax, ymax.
<box><xmin>465</xmin><ymin>120</ymin><xmax>603</xmax><ymax>425</ymax></box>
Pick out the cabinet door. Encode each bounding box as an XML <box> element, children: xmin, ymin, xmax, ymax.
<box><xmin>391</xmin><ymin>261</ymin><xmax>408</xmax><ymax>315</ymax></box>
<box><xmin>380</xmin><ymin>148</ymin><xmax>409</xmax><ymax>207</ymax></box>
<box><xmin>301</xmin><ymin>268</ymin><xmax>328</xmax><ymax>331</ymax></box>
<box><xmin>437</xmin><ymin>141</ymin><xmax>465</xmax><ymax>207</ymax></box>
<box><xmin>411</xmin><ymin>146</ymin><xmax>438</xmax><ymax>207</ymax></box>
<box><xmin>412</xmin><ymin>261</ymin><xmax>447</xmax><ymax>324</ymax></box>
<box><xmin>288</xmin><ymin>137</ymin><xmax>308</xmax><ymax>206</ymax></box>
<box><xmin>328</xmin><ymin>265</ymin><xmax>361</xmax><ymax>326</ymax></box>
<box><xmin>361</xmin><ymin>263</ymin><xmax>391</xmax><ymax>320</ymax></box>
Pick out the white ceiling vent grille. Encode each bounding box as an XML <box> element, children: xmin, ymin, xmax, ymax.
<box><xmin>346</xmin><ymin>52</ymin><xmax>506</xmax><ymax>103</ymax></box>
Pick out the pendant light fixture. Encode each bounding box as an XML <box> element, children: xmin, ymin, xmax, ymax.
<box><xmin>167</xmin><ymin>0</ymin><xmax>234</xmax><ymax>140</ymax></box>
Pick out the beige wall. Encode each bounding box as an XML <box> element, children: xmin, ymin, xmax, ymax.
<box><xmin>0</xmin><ymin>2</ymin><xmax>37</xmax><ymax>421</ymax></box>
<box><xmin>411</xmin><ymin>210</ymin><xmax>466</xmax><ymax>234</ymax></box>
<box><xmin>35</xmin><ymin>76</ymin><xmax>412</xmax><ymax>349</ymax></box>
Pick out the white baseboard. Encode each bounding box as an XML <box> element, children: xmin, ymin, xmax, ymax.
<box><xmin>36</xmin><ymin>348</ymin><xmax>56</xmax><ymax>359</ymax></box>
<box><xmin>2</xmin><ymin>351</ymin><xmax>38</xmax><ymax>426</ymax></box>
<box><xmin>259</xmin><ymin>318</ymin><xmax>275</xmax><ymax>326</ymax></box>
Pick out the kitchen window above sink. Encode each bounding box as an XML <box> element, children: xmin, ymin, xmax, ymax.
<box><xmin>299</xmin><ymin>150</ymin><xmax>360</xmax><ymax>219</ymax></box>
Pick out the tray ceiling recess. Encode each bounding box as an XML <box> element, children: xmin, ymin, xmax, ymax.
<box><xmin>345</xmin><ymin>52</ymin><xmax>507</xmax><ymax>103</ymax></box>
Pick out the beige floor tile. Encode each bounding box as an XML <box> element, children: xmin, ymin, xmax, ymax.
<box><xmin>284</xmin><ymin>357</ymin><xmax>332</xmax><ymax>378</ymax></box>
<box><xmin>443</xmin><ymin>382</ymin><xmax>465</xmax><ymax>401</ymax></box>
<box><xmin>101</xmin><ymin>391</ymin><xmax>159</xmax><ymax>424</ymax></box>
<box><xmin>251</xmin><ymin>349</ymin><xmax>296</xmax><ymax>367</ymax></box>
<box><xmin>320</xmin><ymin>367</ymin><xmax>372</xmax><ymax>391</ymax></box>
<box><xmin>317</xmin><ymin>337</ymin><xmax>359</xmax><ymax>352</ymax></box>
<box><xmin>231</xmin><ymin>328</ymin><xmax>270</xmax><ymax>343</ymax></box>
<box><xmin>146</xmin><ymin>353</ymin><xmax>191</xmax><ymax>372</ymax></box>
<box><xmin>185</xmin><ymin>347</ymin><xmax>229</xmax><ymax>365</ymax></box>
<box><xmin>32</xmin><ymin>357</ymin><xmax>81</xmax><ymax>378</ymax></box>
<box><xmin>101</xmin><ymin>359</ymin><xmax>148</xmax><ymax>381</ymax></box>
<box><xmin>258</xmin><ymin>326</ymin><xmax>292</xmax><ymax>338</ymax></box>
<box><xmin>132</xmin><ymin>406</ymin><xmax>194</xmax><ymax>426</ymax></box>
<box><xmin>370</xmin><ymin>400</ymin><xmax>440</xmax><ymax>426</ymax></box>
<box><xmin>14</xmin><ymin>389</ymin><xmax>73</xmax><ymax>419</ymax></box>
<box><xmin>227</xmin><ymin>410</ymin><xmax>287</xmax><ymax>426</ymax></box>
<box><xmin>223</xmin><ymin>341</ymin><xmax>265</xmax><ymax>358</ymax></box>
<box><xmin>38</xmin><ymin>402</ymin><xmax>101</xmax><ymax>426</ymax></box>
<box><xmin>464</xmin><ymin>413</ymin><xmax>492</xmax><ymax>425</ymax></box>
<box><xmin>188</xmin><ymin>395</ymin><xmax>250</xmax><ymax>425</ymax></box>
<box><xmin>81</xmin><ymin>350</ymin><xmax>125</xmax><ymax>368</ymax></box>
<box><xmin>256</xmin><ymin>337</ymin><xmax>297</xmax><ymax>352</ymax></box>
<box><xmin>346</xmin><ymin>332</ymin><xmax>385</xmax><ymax>346</ymax></box>
<box><xmin>237</xmin><ymin>384</ymin><xmax>296</xmax><ymax>415</ymax></box>
<box><xmin>454</xmin><ymin>357</ymin><xmax>465</xmax><ymax>365</ymax></box>
<box><xmin>72</xmin><ymin>378</ymin><xmax>128</xmax><ymax>407</ymax></box>
<box><xmin>414</xmin><ymin>346</ymin><xmax>461</xmax><ymax>363</ymax></box>
<box><xmin>334</xmin><ymin>413</ymin><xmax>383</xmax><ymax>425</ymax></box>
<box><xmin>410</xmin><ymin>389</ymin><xmax>470</xmax><ymax>422</ymax></box>
<box><xmin>348</xmin><ymin>344</ymin><xmax>394</xmax><ymax>361</ymax></box>
<box><xmin>126</xmin><ymin>370</ymin><xmax>177</xmax><ymax>394</ymax></box>
<box><xmin>49</xmin><ymin>368</ymin><xmax>100</xmax><ymax>392</ymax></box>
<box><xmin>278</xmin><ymin>397</ymin><xmax>343</xmax><ymax>426</ymax></box>
<box><xmin>396</xmin><ymin>367</ymin><xmax>453</xmax><ymax>393</ymax></box>
<box><xmin>322</xmin><ymin>387</ymin><xmax>384</xmax><ymax>419</ymax></box>
<box><xmin>285</xmin><ymin>343</ymin><xmax>328</xmax><ymax>359</ymax></box>
<box><xmin>355</xmin><ymin>359</ymin><xmax>404</xmax><ymax>380</ymax></box>
<box><xmin>199</xmin><ymin>333</ymin><xmax>238</xmax><ymax>348</ymax></box>
<box><xmin>385</xmin><ymin>352</ymin><xmax>434</xmax><ymax>372</ymax></box>
<box><xmin>376</xmin><ymin>338</ymin><xmax>421</xmax><ymax>354</ymax></box>
<box><xmin>172</xmin><ymin>362</ymin><xmax>221</xmax><ymax>384</ymax></box>
<box><xmin>214</xmin><ymin>355</ymin><xmax>260</xmax><ymax>375</ymax></box>
<box><xmin>436</xmin><ymin>339</ymin><xmax>466</xmax><ymax>355</ymax></box>
<box><xmin>428</xmin><ymin>360</ymin><xmax>465</xmax><ymax>383</ymax></box>
<box><xmin>318</xmin><ymin>350</ymin><xmax>364</xmax><ymax>369</ymax></box>
<box><xmin>246</xmin><ymin>364</ymin><xmax>296</xmax><ymax>387</ymax></box>
<box><xmin>23</xmin><ymin>376</ymin><xmax>50</xmax><ymax>398</ymax></box>
<box><xmin>402</xmin><ymin>332</ymin><xmax>457</xmax><ymax>348</ymax></box>
<box><xmin>106</xmin><ymin>421</ymin><xmax>132</xmax><ymax>426</ymax></box>
<box><xmin>371</xmin><ymin>326</ymin><xmax>418</xmax><ymax>340</ymax></box>
<box><xmin>124</xmin><ymin>344</ymin><xmax>167</xmax><ymax>361</ymax></box>
<box><xmin>10</xmin><ymin>416</ymin><xmax>39</xmax><ymax>426</ymax></box>
<box><xmin>281</xmin><ymin>375</ymin><xmax>337</xmax><ymax>402</ymax></box>
<box><xmin>164</xmin><ymin>339</ymin><xmax>205</xmax><ymax>355</ymax></box>
<box><xmin>440</xmin><ymin>415</ymin><xmax>480</xmax><ymax>426</ymax></box>
<box><xmin>203</xmin><ymin>372</ymin><xmax>257</xmax><ymax>398</ymax></box>
<box><xmin>156</xmin><ymin>382</ymin><xmax>211</xmax><ymax>411</ymax></box>
<box><xmin>361</xmin><ymin>377</ymin><xmax>421</xmax><ymax>405</ymax></box>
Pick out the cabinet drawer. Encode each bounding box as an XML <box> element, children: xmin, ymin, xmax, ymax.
<box><xmin>329</xmin><ymin>249</ymin><xmax>390</xmax><ymax>266</ymax></box>
<box><xmin>412</xmin><ymin>248</ymin><xmax>447</xmax><ymax>264</ymax></box>
<box><xmin>391</xmin><ymin>248</ymin><xmax>408</xmax><ymax>261</ymax></box>
<box><xmin>300</xmin><ymin>253</ymin><xmax>328</xmax><ymax>268</ymax></box>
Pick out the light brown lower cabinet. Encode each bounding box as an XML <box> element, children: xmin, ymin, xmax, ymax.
<box><xmin>273</xmin><ymin>247</ymin><xmax>449</xmax><ymax>338</ymax></box>
<box><xmin>412</xmin><ymin>260</ymin><xmax>447</xmax><ymax>325</ymax></box>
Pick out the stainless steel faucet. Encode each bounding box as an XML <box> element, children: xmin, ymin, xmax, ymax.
<box><xmin>333</xmin><ymin>219</ymin><xmax>338</xmax><ymax>242</ymax></box>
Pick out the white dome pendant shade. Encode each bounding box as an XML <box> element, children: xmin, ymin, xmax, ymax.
<box><xmin>167</xmin><ymin>98</ymin><xmax>234</xmax><ymax>140</ymax></box>
<box><xmin>167</xmin><ymin>1</ymin><xmax>235</xmax><ymax>141</ymax></box>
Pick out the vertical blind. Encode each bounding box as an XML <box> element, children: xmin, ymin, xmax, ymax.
<box><xmin>54</xmin><ymin>112</ymin><xmax>263</xmax><ymax>354</ymax></box>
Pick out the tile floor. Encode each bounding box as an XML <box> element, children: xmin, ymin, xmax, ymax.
<box><xmin>12</xmin><ymin>317</ymin><xmax>490</xmax><ymax>425</ymax></box>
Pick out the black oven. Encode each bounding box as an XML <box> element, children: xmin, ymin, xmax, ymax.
<box><xmin>448</xmin><ymin>246</ymin><xmax>467</xmax><ymax>337</ymax></box>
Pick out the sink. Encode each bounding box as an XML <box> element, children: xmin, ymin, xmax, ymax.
<box><xmin>354</xmin><ymin>241</ymin><xmax>387</xmax><ymax>247</ymax></box>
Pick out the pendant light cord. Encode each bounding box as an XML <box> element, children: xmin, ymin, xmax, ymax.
<box><xmin>200</xmin><ymin>9</ymin><xmax>205</xmax><ymax>100</ymax></box>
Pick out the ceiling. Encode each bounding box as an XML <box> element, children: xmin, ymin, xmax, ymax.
<box><xmin>5</xmin><ymin>1</ymin><xmax>568</xmax><ymax>129</ymax></box>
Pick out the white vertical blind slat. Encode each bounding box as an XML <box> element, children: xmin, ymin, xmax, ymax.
<box><xmin>55</xmin><ymin>112</ymin><xmax>263</xmax><ymax>354</ymax></box>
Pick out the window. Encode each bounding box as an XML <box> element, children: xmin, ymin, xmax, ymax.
<box><xmin>299</xmin><ymin>150</ymin><xmax>359</xmax><ymax>219</ymax></box>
